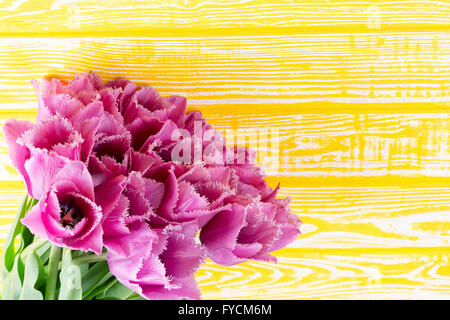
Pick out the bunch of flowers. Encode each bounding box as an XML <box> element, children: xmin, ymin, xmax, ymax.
<box><xmin>0</xmin><ymin>72</ymin><xmax>301</xmax><ymax>300</ymax></box>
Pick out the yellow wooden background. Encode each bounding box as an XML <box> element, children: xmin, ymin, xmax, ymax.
<box><xmin>0</xmin><ymin>0</ymin><xmax>449</xmax><ymax>299</ymax></box>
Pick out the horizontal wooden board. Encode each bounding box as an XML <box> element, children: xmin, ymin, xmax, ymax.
<box><xmin>0</xmin><ymin>0</ymin><xmax>448</xmax><ymax>35</ymax></box>
<box><xmin>0</xmin><ymin>34</ymin><xmax>447</xmax><ymax>109</ymax></box>
<box><xmin>284</xmin><ymin>186</ymin><xmax>450</xmax><ymax>248</ymax></box>
<box><xmin>2</xmin><ymin>112</ymin><xmax>449</xmax><ymax>179</ymax></box>
<box><xmin>2</xmin><ymin>184</ymin><xmax>449</xmax><ymax>247</ymax></box>
<box><xmin>197</xmin><ymin>246</ymin><xmax>450</xmax><ymax>299</ymax></box>
<box><xmin>196</xmin><ymin>247</ymin><xmax>450</xmax><ymax>299</ymax></box>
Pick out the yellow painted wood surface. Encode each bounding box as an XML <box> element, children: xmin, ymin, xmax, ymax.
<box><xmin>0</xmin><ymin>0</ymin><xmax>449</xmax><ymax>299</ymax></box>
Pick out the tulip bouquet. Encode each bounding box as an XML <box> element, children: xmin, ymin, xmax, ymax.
<box><xmin>0</xmin><ymin>72</ymin><xmax>301</xmax><ymax>300</ymax></box>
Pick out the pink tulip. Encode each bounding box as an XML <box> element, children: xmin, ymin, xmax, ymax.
<box><xmin>200</xmin><ymin>197</ymin><xmax>301</xmax><ymax>266</ymax></box>
<box><xmin>102</xmin><ymin>173</ymin><xmax>205</xmax><ymax>299</ymax></box>
<box><xmin>21</xmin><ymin>156</ymin><xmax>104</xmax><ymax>254</ymax></box>
<box><xmin>107</xmin><ymin>221</ymin><xmax>205</xmax><ymax>300</ymax></box>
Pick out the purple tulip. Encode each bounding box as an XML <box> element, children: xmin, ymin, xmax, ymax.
<box><xmin>21</xmin><ymin>155</ymin><xmax>104</xmax><ymax>254</ymax></box>
<box><xmin>107</xmin><ymin>221</ymin><xmax>205</xmax><ymax>300</ymax></box>
<box><xmin>3</xmin><ymin>116</ymin><xmax>84</xmax><ymax>198</ymax></box>
<box><xmin>200</xmin><ymin>197</ymin><xmax>301</xmax><ymax>266</ymax></box>
<box><xmin>102</xmin><ymin>173</ymin><xmax>205</xmax><ymax>299</ymax></box>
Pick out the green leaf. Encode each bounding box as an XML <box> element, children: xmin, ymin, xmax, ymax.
<box><xmin>35</xmin><ymin>242</ymin><xmax>51</xmax><ymax>265</ymax></box>
<box><xmin>19</xmin><ymin>225</ymin><xmax>34</xmax><ymax>252</ymax></box>
<box><xmin>81</xmin><ymin>261</ymin><xmax>113</xmax><ymax>299</ymax></box>
<box><xmin>127</xmin><ymin>294</ymin><xmax>146</xmax><ymax>300</ymax></box>
<box><xmin>94</xmin><ymin>279</ymin><xmax>137</xmax><ymax>300</ymax></box>
<box><xmin>58</xmin><ymin>249</ymin><xmax>82</xmax><ymax>300</ymax></box>
<box><xmin>82</xmin><ymin>278</ymin><xmax>113</xmax><ymax>300</ymax></box>
<box><xmin>14</xmin><ymin>198</ymin><xmax>38</xmax><ymax>255</ymax></box>
<box><xmin>0</xmin><ymin>195</ymin><xmax>42</xmax><ymax>300</ymax></box>
<box><xmin>1</xmin><ymin>255</ymin><xmax>23</xmax><ymax>300</ymax></box>
<box><xmin>1</xmin><ymin>195</ymin><xmax>29</xmax><ymax>277</ymax></box>
<box><xmin>19</xmin><ymin>252</ymin><xmax>44</xmax><ymax>300</ymax></box>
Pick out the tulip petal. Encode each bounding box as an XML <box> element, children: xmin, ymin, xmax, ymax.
<box><xmin>200</xmin><ymin>204</ymin><xmax>246</xmax><ymax>265</ymax></box>
<box><xmin>163</xmin><ymin>96</ymin><xmax>186</xmax><ymax>127</ymax></box>
<box><xmin>95</xmin><ymin>175</ymin><xmax>126</xmax><ymax>218</ymax></box>
<box><xmin>160</xmin><ymin>222</ymin><xmax>205</xmax><ymax>278</ymax></box>
<box><xmin>2</xmin><ymin>119</ymin><xmax>34</xmax><ymax>195</ymax></box>
<box><xmin>24</xmin><ymin>149</ymin><xmax>69</xmax><ymax>199</ymax></box>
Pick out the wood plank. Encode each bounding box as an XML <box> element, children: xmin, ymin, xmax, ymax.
<box><xmin>2</xmin><ymin>112</ymin><xmax>448</xmax><ymax>179</ymax></box>
<box><xmin>282</xmin><ymin>186</ymin><xmax>450</xmax><ymax>248</ymax></box>
<box><xmin>0</xmin><ymin>0</ymin><xmax>448</xmax><ymax>35</ymax></box>
<box><xmin>196</xmin><ymin>247</ymin><xmax>450</xmax><ymax>299</ymax></box>
<box><xmin>1</xmin><ymin>185</ymin><xmax>449</xmax><ymax>248</ymax></box>
<box><xmin>0</xmin><ymin>34</ymin><xmax>447</xmax><ymax>110</ymax></box>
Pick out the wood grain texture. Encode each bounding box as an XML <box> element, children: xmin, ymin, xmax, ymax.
<box><xmin>0</xmin><ymin>35</ymin><xmax>448</xmax><ymax>108</ymax></box>
<box><xmin>0</xmin><ymin>0</ymin><xmax>448</xmax><ymax>34</ymax></box>
<box><xmin>0</xmin><ymin>0</ymin><xmax>449</xmax><ymax>299</ymax></box>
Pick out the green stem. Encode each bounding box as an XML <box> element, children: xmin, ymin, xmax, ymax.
<box><xmin>72</xmin><ymin>253</ymin><xmax>107</xmax><ymax>265</ymax></box>
<box><xmin>45</xmin><ymin>244</ymin><xmax>62</xmax><ymax>300</ymax></box>
<box><xmin>25</xmin><ymin>197</ymin><xmax>38</xmax><ymax>212</ymax></box>
<box><xmin>43</xmin><ymin>252</ymin><xmax>107</xmax><ymax>273</ymax></box>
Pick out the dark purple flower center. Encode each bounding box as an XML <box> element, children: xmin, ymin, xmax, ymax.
<box><xmin>93</xmin><ymin>141</ymin><xmax>126</xmax><ymax>163</ymax></box>
<box><xmin>59</xmin><ymin>199</ymin><xmax>83</xmax><ymax>228</ymax></box>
